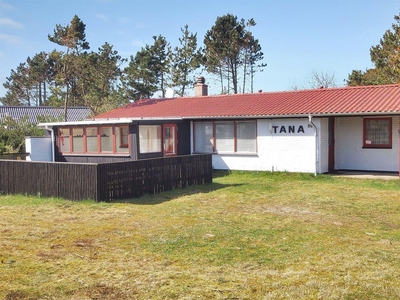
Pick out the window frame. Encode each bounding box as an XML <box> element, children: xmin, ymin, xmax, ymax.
<box><xmin>119</xmin><ymin>126</ymin><xmax>129</xmax><ymax>148</ymax></box>
<box><xmin>57</xmin><ymin>125</ymin><xmax>130</xmax><ymax>155</ymax></box>
<box><xmin>138</xmin><ymin>125</ymin><xmax>162</xmax><ymax>154</ymax></box>
<box><xmin>194</xmin><ymin>120</ymin><xmax>257</xmax><ymax>154</ymax></box>
<box><xmin>363</xmin><ymin>117</ymin><xmax>392</xmax><ymax>149</ymax></box>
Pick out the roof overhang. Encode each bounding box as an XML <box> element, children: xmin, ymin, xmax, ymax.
<box><xmin>38</xmin><ymin>118</ymin><xmax>135</xmax><ymax>128</ymax></box>
<box><xmin>38</xmin><ymin>117</ymin><xmax>184</xmax><ymax>128</ymax></box>
<box><xmin>182</xmin><ymin>111</ymin><xmax>400</xmax><ymax>120</ymax></box>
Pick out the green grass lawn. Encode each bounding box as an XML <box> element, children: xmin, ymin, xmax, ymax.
<box><xmin>1</xmin><ymin>171</ymin><xmax>399</xmax><ymax>299</ymax></box>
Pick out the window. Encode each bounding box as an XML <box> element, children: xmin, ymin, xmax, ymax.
<box><xmin>237</xmin><ymin>121</ymin><xmax>257</xmax><ymax>152</ymax></box>
<box><xmin>363</xmin><ymin>118</ymin><xmax>392</xmax><ymax>148</ymax></box>
<box><xmin>72</xmin><ymin>128</ymin><xmax>84</xmax><ymax>152</ymax></box>
<box><xmin>194</xmin><ymin>122</ymin><xmax>213</xmax><ymax>153</ymax></box>
<box><xmin>115</xmin><ymin>126</ymin><xmax>129</xmax><ymax>153</ymax></box>
<box><xmin>139</xmin><ymin>125</ymin><xmax>162</xmax><ymax>153</ymax></box>
<box><xmin>57</xmin><ymin>125</ymin><xmax>130</xmax><ymax>155</ymax></box>
<box><xmin>194</xmin><ymin>120</ymin><xmax>257</xmax><ymax>154</ymax></box>
<box><xmin>215</xmin><ymin>121</ymin><xmax>234</xmax><ymax>152</ymax></box>
<box><xmin>100</xmin><ymin>127</ymin><xmax>112</xmax><ymax>153</ymax></box>
<box><xmin>59</xmin><ymin>128</ymin><xmax>70</xmax><ymax>153</ymax></box>
<box><xmin>86</xmin><ymin>127</ymin><xmax>98</xmax><ymax>152</ymax></box>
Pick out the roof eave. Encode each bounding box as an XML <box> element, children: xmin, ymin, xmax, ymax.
<box><xmin>38</xmin><ymin>118</ymin><xmax>135</xmax><ymax>128</ymax></box>
<box><xmin>182</xmin><ymin>111</ymin><xmax>400</xmax><ymax>119</ymax></box>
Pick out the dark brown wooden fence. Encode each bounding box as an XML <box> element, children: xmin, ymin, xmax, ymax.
<box><xmin>0</xmin><ymin>154</ymin><xmax>212</xmax><ymax>202</ymax></box>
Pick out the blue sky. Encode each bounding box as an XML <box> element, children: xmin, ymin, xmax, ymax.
<box><xmin>0</xmin><ymin>0</ymin><xmax>398</xmax><ymax>99</ymax></box>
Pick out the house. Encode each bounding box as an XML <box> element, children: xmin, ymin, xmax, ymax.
<box><xmin>0</xmin><ymin>106</ymin><xmax>91</xmax><ymax>161</ymax></box>
<box><xmin>0</xmin><ymin>106</ymin><xmax>91</xmax><ymax>123</ymax></box>
<box><xmin>38</xmin><ymin>78</ymin><xmax>400</xmax><ymax>176</ymax></box>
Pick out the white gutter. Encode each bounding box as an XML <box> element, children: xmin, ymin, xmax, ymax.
<box><xmin>308</xmin><ymin>115</ymin><xmax>318</xmax><ymax>176</ymax></box>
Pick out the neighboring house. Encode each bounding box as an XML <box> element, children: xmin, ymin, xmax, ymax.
<box><xmin>38</xmin><ymin>78</ymin><xmax>400</xmax><ymax>175</ymax></box>
<box><xmin>0</xmin><ymin>106</ymin><xmax>91</xmax><ymax>123</ymax></box>
<box><xmin>0</xmin><ymin>106</ymin><xmax>91</xmax><ymax>162</ymax></box>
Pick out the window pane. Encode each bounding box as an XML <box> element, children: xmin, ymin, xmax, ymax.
<box><xmin>72</xmin><ymin>128</ymin><xmax>84</xmax><ymax>152</ymax></box>
<box><xmin>139</xmin><ymin>125</ymin><xmax>161</xmax><ymax>153</ymax></box>
<box><xmin>365</xmin><ymin>119</ymin><xmax>391</xmax><ymax>146</ymax></box>
<box><xmin>59</xmin><ymin>128</ymin><xmax>70</xmax><ymax>153</ymax></box>
<box><xmin>194</xmin><ymin>122</ymin><xmax>213</xmax><ymax>153</ymax></box>
<box><xmin>86</xmin><ymin>127</ymin><xmax>98</xmax><ymax>152</ymax></box>
<box><xmin>100</xmin><ymin>127</ymin><xmax>112</xmax><ymax>153</ymax></box>
<box><xmin>215</xmin><ymin>121</ymin><xmax>234</xmax><ymax>152</ymax></box>
<box><xmin>237</xmin><ymin>121</ymin><xmax>257</xmax><ymax>152</ymax></box>
<box><xmin>115</xmin><ymin>126</ymin><xmax>129</xmax><ymax>153</ymax></box>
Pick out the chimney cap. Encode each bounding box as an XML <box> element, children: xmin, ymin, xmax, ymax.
<box><xmin>197</xmin><ymin>76</ymin><xmax>205</xmax><ymax>84</ymax></box>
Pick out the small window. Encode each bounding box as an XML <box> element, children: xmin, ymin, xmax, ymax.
<box><xmin>100</xmin><ymin>127</ymin><xmax>113</xmax><ymax>153</ymax></box>
<box><xmin>59</xmin><ymin>128</ymin><xmax>71</xmax><ymax>153</ymax></box>
<box><xmin>116</xmin><ymin>126</ymin><xmax>129</xmax><ymax>153</ymax></box>
<box><xmin>363</xmin><ymin>118</ymin><xmax>392</xmax><ymax>148</ymax></box>
<box><xmin>86</xmin><ymin>127</ymin><xmax>98</xmax><ymax>152</ymax></box>
<box><xmin>72</xmin><ymin>128</ymin><xmax>84</xmax><ymax>152</ymax></box>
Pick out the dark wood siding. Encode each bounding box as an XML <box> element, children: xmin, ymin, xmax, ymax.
<box><xmin>178</xmin><ymin>120</ymin><xmax>191</xmax><ymax>155</ymax></box>
<box><xmin>56</xmin><ymin>155</ymin><xmax>134</xmax><ymax>163</ymax></box>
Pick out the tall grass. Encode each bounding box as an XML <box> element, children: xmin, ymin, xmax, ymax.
<box><xmin>1</xmin><ymin>171</ymin><xmax>399</xmax><ymax>299</ymax></box>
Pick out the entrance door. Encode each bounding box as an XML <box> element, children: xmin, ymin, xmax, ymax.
<box><xmin>163</xmin><ymin>124</ymin><xmax>177</xmax><ymax>157</ymax></box>
<box><xmin>328</xmin><ymin>117</ymin><xmax>335</xmax><ymax>172</ymax></box>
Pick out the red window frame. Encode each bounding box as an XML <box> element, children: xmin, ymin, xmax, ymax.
<box><xmin>57</xmin><ymin>125</ymin><xmax>130</xmax><ymax>154</ymax></box>
<box><xmin>363</xmin><ymin>117</ymin><xmax>392</xmax><ymax>149</ymax></box>
<box><xmin>119</xmin><ymin>126</ymin><xmax>129</xmax><ymax>148</ymax></box>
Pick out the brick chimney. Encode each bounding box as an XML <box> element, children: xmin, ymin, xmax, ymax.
<box><xmin>194</xmin><ymin>76</ymin><xmax>208</xmax><ymax>96</ymax></box>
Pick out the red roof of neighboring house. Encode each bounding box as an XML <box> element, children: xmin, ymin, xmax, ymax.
<box><xmin>94</xmin><ymin>84</ymin><xmax>400</xmax><ymax>120</ymax></box>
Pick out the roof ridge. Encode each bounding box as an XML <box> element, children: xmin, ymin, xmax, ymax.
<box><xmin>134</xmin><ymin>83</ymin><xmax>400</xmax><ymax>103</ymax></box>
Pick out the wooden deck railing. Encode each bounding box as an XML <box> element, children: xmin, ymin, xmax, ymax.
<box><xmin>0</xmin><ymin>154</ymin><xmax>212</xmax><ymax>202</ymax></box>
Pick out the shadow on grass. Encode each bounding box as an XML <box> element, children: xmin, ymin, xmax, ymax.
<box><xmin>212</xmin><ymin>170</ymin><xmax>232</xmax><ymax>179</ymax></box>
<box><xmin>114</xmin><ymin>181</ymin><xmax>244</xmax><ymax>205</ymax></box>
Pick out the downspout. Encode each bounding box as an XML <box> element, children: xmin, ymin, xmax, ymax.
<box><xmin>308</xmin><ymin>115</ymin><xmax>318</xmax><ymax>176</ymax></box>
<box><xmin>51</xmin><ymin>128</ymin><xmax>55</xmax><ymax>162</ymax></box>
<box><xmin>44</xmin><ymin>125</ymin><xmax>55</xmax><ymax>162</ymax></box>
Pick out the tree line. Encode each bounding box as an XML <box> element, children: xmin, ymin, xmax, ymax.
<box><xmin>0</xmin><ymin>14</ymin><xmax>267</xmax><ymax>118</ymax></box>
<box><xmin>2</xmin><ymin>11</ymin><xmax>399</xmax><ymax>116</ymax></box>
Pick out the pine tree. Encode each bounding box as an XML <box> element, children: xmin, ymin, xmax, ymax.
<box><xmin>170</xmin><ymin>25</ymin><xmax>203</xmax><ymax>96</ymax></box>
<box><xmin>48</xmin><ymin>15</ymin><xmax>90</xmax><ymax>120</ymax></box>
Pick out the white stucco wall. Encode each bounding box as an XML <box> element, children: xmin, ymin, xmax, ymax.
<box><xmin>335</xmin><ymin>116</ymin><xmax>399</xmax><ymax>172</ymax></box>
<box><xmin>192</xmin><ymin>116</ymin><xmax>399</xmax><ymax>173</ymax></box>
<box><xmin>25</xmin><ymin>137</ymin><xmax>52</xmax><ymax>162</ymax></box>
<box><xmin>211</xmin><ymin>118</ymin><xmax>319</xmax><ymax>173</ymax></box>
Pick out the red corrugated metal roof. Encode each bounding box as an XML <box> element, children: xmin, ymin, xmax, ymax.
<box><xmin>94</xmin><ymin>84</ymin><xmax>400</xmax><ymax>120</ymax></box>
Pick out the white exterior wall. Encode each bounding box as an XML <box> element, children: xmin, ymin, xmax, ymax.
<box><xmin>211</xmin><ymin>118</ymin><xmax>321</xmax><ymax>173</ymax></box>
<box><xmin>25</xmin><ymin>136</ymin><xmax>52</xmax><ymax>162</ymax></box>
<box><xmin>335</xmin><ymin>116</ymin><xmax>399</xmax><ymax>172</ymax></box>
